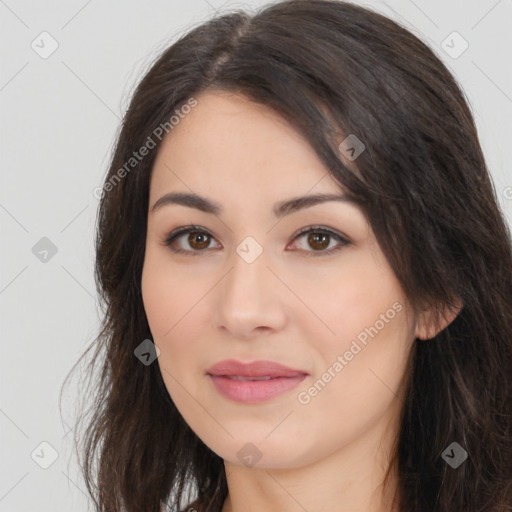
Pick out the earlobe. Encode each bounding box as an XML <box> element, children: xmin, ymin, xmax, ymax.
<box><xmin>415</xmin><ymin>298</ymin><xmax>463</xmax><ymax>340</ymax></box>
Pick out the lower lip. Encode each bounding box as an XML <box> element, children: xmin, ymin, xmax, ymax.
<box><xmin>209</xmin><ymin>374</ymin><xmax>307</xmax><ymax>403</ymax></box>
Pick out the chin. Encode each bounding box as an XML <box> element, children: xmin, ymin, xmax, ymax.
<box><xmin>205</xmin><ymin>435</ymin><xmax>317</xmax><ymax>470</ymax></box>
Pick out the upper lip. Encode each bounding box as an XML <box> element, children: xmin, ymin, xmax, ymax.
<box><xmin>207</xmin><ymin>359</ymin><xmax>309</xmax><ymax>378</ymax></box>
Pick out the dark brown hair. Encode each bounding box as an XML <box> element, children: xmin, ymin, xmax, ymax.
<box><xmin>61</xmin><ymin>1</ymin><xmax>512</xmax><ymax>510</ymax></box>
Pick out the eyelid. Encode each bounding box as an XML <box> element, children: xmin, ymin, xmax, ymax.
<box><xmin>288</xmin><ymin>225</ymin><xmax>350</xmax><ymax>257</ymax></box>
<box><xmin>163</xmin><ymin>225</ymin><xmax>220</xmax><ymax>256</ymax></box>
<box><xmin>163</xmin><ymin>224</ymin><xmax>350</xmax><ymax>256</ymax></box>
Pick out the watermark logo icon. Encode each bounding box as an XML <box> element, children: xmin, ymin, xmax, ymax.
<box><xmin>32</xmin><ymin>237</ymin><xmax>58</xmax><ymax>263</ymax></box>
<box><xmin>31</xmin><ymin>441</ymin><xmax>59</xmax><ymax>469</ymax></box>
<box><xmin>31</xmin><ymin>32</ymin><xmax>59</xmax><ymax>59</ymax></box>
<box><xmin>134</xmin><ymin>339</ymin><xmax>160</xmax><ymax>366</ymax></box>
<box><xmin>236</xmin><ymin>442</ymin><xmax>263</xmax><ymax>467</ymax></box>
<box><xmin>338</xmin><ymin>134</ymin><xmax>365</xmax><ymax>161</ymax></box>
<box><xmin>236</xmin><ymin>236</ymin><xmax>263</xmax><ymax>264</ymax></box>
<box><xmin>441</xmin><ymin>32</ymin><xmax>469</xmax><ymax>59</ymax></box>
<box><xmin>441</xmin><ymin>441</ymin><xmax>468</xmax><ymax>469</ymax></box>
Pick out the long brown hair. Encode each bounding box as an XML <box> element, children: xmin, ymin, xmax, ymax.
<box><xmin>61</xmin><ymin>1</ymin><xmax>512</xmax><ymax>510</ymax></box>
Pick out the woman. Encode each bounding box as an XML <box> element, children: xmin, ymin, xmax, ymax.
<box><xmin>65</xmin><ymin>0</ymin><xmax>512</xmax><ymax>510</ymax></box>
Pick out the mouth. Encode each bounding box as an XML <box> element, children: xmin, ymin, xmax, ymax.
<box><xmin>219</xmin><ymin>375</ymin><xmax>274</xmax><ymax>381</ymax></box>
<box><xmin>208</xmin><ymin>374</ymin><xmax>307</xmax><ymax>403</ymax></box>
<box><xmin>206</xmin><ymin>359</ymin><xmax>309</xmax><ymax>403</ymax></box>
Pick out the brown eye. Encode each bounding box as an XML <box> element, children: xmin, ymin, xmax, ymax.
<box><xmin>307</xmin><ymin>232</ymin><xmax>330</xmax><ymax>251</ymax></box>
<box><xmin>164</xmin><ymin>225</ymin><xmax>349</xmax><ymax>257</ymax></box>
<box><xmin>164</xmin><ymin>226</ymin><xmax>220</xmax><ymax>255</ymax></box>
<box><xmin>289</xmin><ymin>226</ymin><xmax>350</xmax><ymax>256</ymax></box>
<box><xmin>187</xmin><ymin>231</ymin><xmax>211</xmax><ymax>250</ymax></box>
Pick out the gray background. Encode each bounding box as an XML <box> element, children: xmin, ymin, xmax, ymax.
<box><xmin>1</xmin><ymin>0</ymin><xmax>511</xmax><ymax>510</ymax></box>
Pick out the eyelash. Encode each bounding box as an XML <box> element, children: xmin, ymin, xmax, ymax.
<box><xmin>163</xmin><ymin>225</ymin><xmax>350</xmax><ymax>257</ymax></box>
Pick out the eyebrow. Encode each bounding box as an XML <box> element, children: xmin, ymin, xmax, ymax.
<box><xmin>150</xmin><ymin>191</ymin><xmax>355</xmax><ymax>218</ymax></box>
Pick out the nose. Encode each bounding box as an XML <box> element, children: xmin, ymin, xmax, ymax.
<box><xmin>213</xmin><ymin>244</ymin><xmax>287</xmax><ymax>339</ymax></box>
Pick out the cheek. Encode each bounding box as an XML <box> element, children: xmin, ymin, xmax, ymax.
<box><xmin>141</xmin><ymin>251</ymin><xmax>205</xmax><ymax>339</ymax></box>
<box><xmin>290</xmin><ymin>249</ymin><xmax>413</xmax><ymax>424</ymax></box>
<box><xmin>141</xmin><ymin>252</ymin><xmax>210</xmax><ymax>395</ymax></box>
<box><xmin>290</xmin><ymin>305</ymin><xmax>413</xmax><ymax>466</ymax></box>
<box><xmin>287</xmin><ymin>248</ymin><xmax>408</xmax><ymax>354</ymax></box>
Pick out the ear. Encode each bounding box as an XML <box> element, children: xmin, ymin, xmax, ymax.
<box><xmin>415</xmin><ymin>298</ymin><xmax>463</xmax><ymax>340</ymax></box>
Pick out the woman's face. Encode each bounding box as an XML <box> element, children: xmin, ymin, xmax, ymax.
<box><xmin>141</xmin><ymin>90</ymin><xmax>418</xmax><ymax>469</ymax></box>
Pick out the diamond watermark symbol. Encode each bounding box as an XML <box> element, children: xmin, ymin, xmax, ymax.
<box><xmin>31</xmin><ymin>441</ymin><xmax>59</xmax><ymax>469</ymax></box>
<box><xmin>31</xmin><ymin>31</ymin><xmax>59</xmax><ymax>59</ymax></box>
<box><xmin>236</xmin><ymin>442</ymin><xmax>263</xmax><ymax>467</ymax></box>
<box><xmin>441</xmin><ymin>31</ymin><xmax>469</xmax><ymax>59</ymax></box>
<box><xmin>441</xmin><ymin>441</ymin><xmax>468</xmax><ymax>469</ymax></box>
<box><xmin>236</xmin><ymin>236</ymin><xmax>263</xmax><ymax>264</ymax></box>
<box><xmin>32</xmin><ymin>237</ymin><xmax>58</xmax><ymax>263</ymax></box>
<box><xmin>134</xmin><ymin>339</ymin><xmax>160</xmax><ymax>366</ymax></box>
<box><xmin>338</xmin><ymin>134</ymin><xmax>365</xmax><ymax>161</ymax></box>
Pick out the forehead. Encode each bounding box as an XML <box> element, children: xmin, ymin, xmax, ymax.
<box><xmin>149</xmin><ymin>90</ymin><xmax>338</xmax><ymax>197</ymax></box>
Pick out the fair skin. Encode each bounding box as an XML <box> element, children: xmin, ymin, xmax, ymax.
<box><xmin>141</xmin><ymin>90</ymin><xmax>456</xmax><ymax>512</ymax></box>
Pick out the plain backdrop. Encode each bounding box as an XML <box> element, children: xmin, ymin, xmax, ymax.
<box><xmin>1</xmin><ymin>0</ymin><xmax>511</xmax><ymax>510</ymax></box>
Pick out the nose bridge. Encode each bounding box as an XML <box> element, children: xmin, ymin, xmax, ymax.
<box><xmin>225</xmin><ymin>236</ymin><xmax>269</xmax><ymax>306</ymax></box>
<box><xmin>214</xmin><ymin>235</ymin><xmax>286</xmax><ymax>336</ymax></box>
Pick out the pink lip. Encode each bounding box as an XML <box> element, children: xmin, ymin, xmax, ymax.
<box><xmin>206</xmin><ymin>359</ymin><xmax>308</xmax><ymax>403</ymax></box>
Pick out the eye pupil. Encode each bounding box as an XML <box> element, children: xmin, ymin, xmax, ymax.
<box><xmin>189</xmin><ymin>232</ymin><xmax>210</xmax><ymax>249</ymax></box>
<box><xmin>309</xmin><ymin>233</ymin><xmax>329</xmax><ymax>250</ymax></box>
